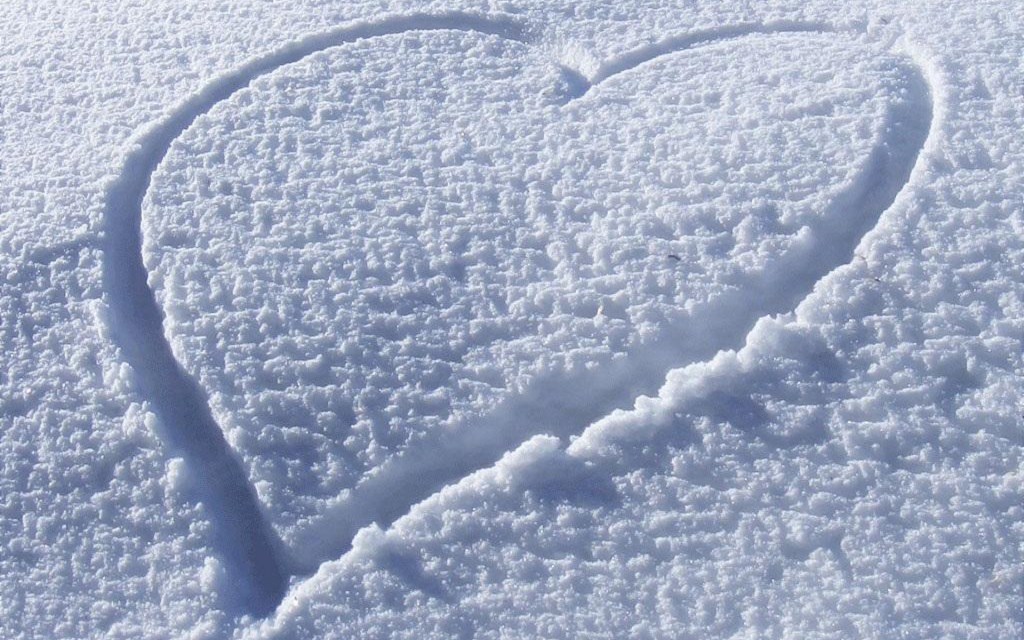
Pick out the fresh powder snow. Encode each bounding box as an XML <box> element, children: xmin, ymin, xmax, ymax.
<box><xmin>1</xmin><ymin>1</ymin><xmax>1021</xmax><ymax>638</ymax></box>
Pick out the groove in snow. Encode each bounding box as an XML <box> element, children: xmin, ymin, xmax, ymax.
<box><xmin>102</xmin><ymin>13</ymin><xmax>933</xmax><ymax>617</ymax></box>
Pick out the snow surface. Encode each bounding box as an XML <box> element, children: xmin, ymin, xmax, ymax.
<box><xmin>1</xmin><ymin>1</ymin><xmax>1021</xmax><ymax>638</ymax></box>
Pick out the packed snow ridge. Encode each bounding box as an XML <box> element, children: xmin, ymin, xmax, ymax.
<box><xmin>104</xmin><ymin>11</ymin><xmax>933</xmax><ymax>616</ymax></box>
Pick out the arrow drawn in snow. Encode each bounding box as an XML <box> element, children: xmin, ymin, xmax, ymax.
<box><xmin>100</xmin><ymin>13</ymin><xmax>933</xmax><ymax>618</ymax></box>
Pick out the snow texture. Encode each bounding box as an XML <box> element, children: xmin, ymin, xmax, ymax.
<box><xmin>1</xmin><ymin>1</ymin><xmax>1021</xmax><ymax>638</ymax></box>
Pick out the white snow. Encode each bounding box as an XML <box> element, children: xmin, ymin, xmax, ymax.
<box><xmin>1</xmin><ymin>1</ymin><xmax>1021</xmax><ymax>638</ymax></box>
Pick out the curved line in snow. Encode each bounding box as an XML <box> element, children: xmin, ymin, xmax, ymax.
<box><xmin>559</xmin><ymin>20</ymin><xmax>838</xmax><ymax>101</ymax></box>
<box><xmin>289</xmin><ymin>50</ymin><xmax>934</xmax><ymax>568</ymax></box>
<box><xmin>101</xmin><ymin>11</ymin><xmax>527</xmax><ymax>618</ymax></box>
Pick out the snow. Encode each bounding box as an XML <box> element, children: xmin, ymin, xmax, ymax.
<box><xmin>1</xmin><ymin>1</ymin><xmax>1021</xmax><ymax>638</ymax></box>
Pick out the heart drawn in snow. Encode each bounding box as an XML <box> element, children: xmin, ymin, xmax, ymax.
<box><xmin>133</xmin><ymin>18</ymin><xmax>927</xmax><ymax>587</ymax></box>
